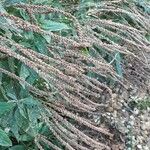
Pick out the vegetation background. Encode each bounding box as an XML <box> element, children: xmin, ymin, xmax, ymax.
<box><xmin>0</xmin><ymin>0</ymin><xmax>149</xmax><ymax>149</ymax></box>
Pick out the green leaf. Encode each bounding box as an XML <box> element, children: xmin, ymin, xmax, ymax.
<box><xmin>19</xmin><ymin>64</ymin><xmax>30</xmax><ymax>88</ymax></box>
<box><xmin>146</xmin><ymin>34</ymin><xmax>150</xmax><ymax>42</ymax></box>
<box><xmin>21</xmin><ymin>96</ymin><xmax>41</xmax><ymax>106</ymax></box>
<box><xmin>24</xmin><ymin>31</ymin><xmax>34</xmax><ymax>40</ymax></box>
<box><xmin>10</xmin><ymin>119</ymin><xmax>20</xmax><ymax>141</ymax></box>
<box><xmin>0</xmin><ymin>128</ymin><xmax>12</xmax><ymax>147</ymax></box>
<box><xmin>20</xmin><ymin>64</ymin><xmax>30</xmax><ymax>80</ymax></box>
<box><xmin>81</xmin><ymin>48</ymin><xmax>89</xmax><ymax>56</ymax></box>
<box><xmin>80</xmin><ymin>0</ymin><xmax>95</xmax><ymax>8</ymax></box>
<box><xmin>20</xmin><ymin>9</ymin><xmax>29</xmax><ymax>20</ymax></box>
<box><xmin>0</xmin><ymin>102</ymin><xmax>15</xmax><ymax>116</ymax></box>
<box><xmin>0</xmin><ymin>5</ymin><xmax>21</xmax><ymax>35</ymax></box>
<box><xmin>34</xmin><ymin>34</ymin><xmax>48</xmax><ymax>54</ymax></box>
<box><xmin>14</xmin><ymin>109</ymin><xmax>29</xmax><ymax>130</ymax></box>
<box><xmin>41</xmin><ymin>20</ymin><xmax>69</xmax><ymax>31</ymax></box>
<box><xmin>33</xmin><ymin>0</ymin><xmax>52</xmax><ymax>4</ymax></box>
<box><xmin>6</xmin><ymin>82</ymin><xmax>17</xmax><ymax>100</ymax></box>
<box><xmin>115</xmin><ymin>52</ymin><xmax>123</xmax><ymax>78</ymax></box>
<box><xmin>9</xmin><ymin>145</ymin><xmax>25</xmax><ymax>150</ymax></box>
<box><xmin>7</xmin><ymin>92</ymin><xmax>17</xmax><ymax>100</ymax></box>
<box><xmin>27</xmin><ymin>108</ymin><xmax>39</xmax><ymax>136</ymax></box>
<box><xmin>0</xmin><ymin>86</ymin><xmax>9</xmax><ymax>101</ymax></box>
<box><xmin>21</xmin><ymin>97</ymin><xmax>41</xmax><ymax>136</ymax></box>
<box><xmin>18</xmin><ymin>103</ymin><xmax>27</xmax><ymax>119</ymax></box>
<box><xmin>26</xmin><ymin>68</ymin><xmax>38</xmax><ymax>85</ymax></box>
<box><xmin>4</xmin><ymin>0</ymin><xmax>27</xmax><ymax>5</ymax></box>
<box><xmin>8</xmin><ymin>58</ymin><xmax>15</xmax><ymax>73</ymax></box>
<box><xmin>19</xmin><ymin>133</ymin><xmax>33</xmax><ymax>142</ymax></box>
<box><xmin>42</xmin><ymin>34</ymin><xmax>51</xmax><ymax>43</ymax></box>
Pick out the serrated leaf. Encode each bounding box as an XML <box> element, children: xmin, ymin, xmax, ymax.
<box><xmin>0</xmin><ymin>128</ymin><xmax>12</xmax><ymax>147</ymax></box>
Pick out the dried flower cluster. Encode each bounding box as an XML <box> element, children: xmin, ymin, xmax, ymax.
<box><xmin>0</xmin><ymin>1</ymin><xmax>150</xmax><ymax>149</ymax></box>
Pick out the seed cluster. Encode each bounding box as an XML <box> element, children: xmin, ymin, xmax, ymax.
<box><xmin>0</xmin><ymin>1</ymin><xmax>150</xmax><ymax>149</ymax></box>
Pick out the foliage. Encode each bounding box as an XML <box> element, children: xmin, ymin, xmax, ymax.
<box><xmin>0</xmin><ymin>0</ymin><xmax>149</xmax><ymax>150</ymax></box>
<box><xmin>137</xmin><ymin>99</ymin><xmax>150</xmax><ymax>110</ymax></box>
